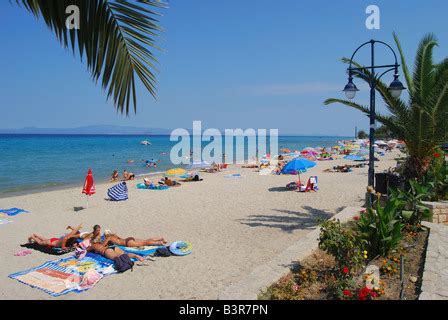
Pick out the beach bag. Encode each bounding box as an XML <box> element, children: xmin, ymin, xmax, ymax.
<box><xmin>154</xmin><ymin>246</ymin><xmax>173</xmax><ymax>257</ymax></box>
<box><xmin>114</xmin><ymin>254</ymin><xmax>134</xmax><ymax>273</ymax></box>
<box><xmin>286</xmin><ymin>182</ymin><xmax>298</xmax><ymax>191</ymax></box>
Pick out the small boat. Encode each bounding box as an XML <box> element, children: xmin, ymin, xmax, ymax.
<box><xmin>140</xmin><ymin>140</ymin><xmax>151</xmax><ymax>146</ymax></box>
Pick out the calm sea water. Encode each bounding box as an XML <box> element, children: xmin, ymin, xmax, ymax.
<box><xmin>0</xmin><ymin>134</ymin><xmax>350</xmax><ymax>195</ymax></box>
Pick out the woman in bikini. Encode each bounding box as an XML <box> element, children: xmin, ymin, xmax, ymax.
<box><xmin>28</xmin><ymin>223</ymin><xmax>83</xmax><ymax>249</ymax></box>
<box><xmin>87</xmin><ymin>242</ymin><xmax>144</xmax><ymax>262</ymax></box>
<box><xmin>102</xmin><ymin>234</ymin><xmax>168</xmax><ymax>247</ymax></box>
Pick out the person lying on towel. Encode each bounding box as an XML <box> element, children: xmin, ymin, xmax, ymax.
<box><xmin>87</xmin><ymin>242</ymin><xmax>144</xmax><ymax>262</ymax></box>
<box><xmin>27</xmin><ymin>223</ymin><xmax>83</xmax><ymax>250</ymax></box>
<box><xmin>102</xmin><ymin>234</ymin><xmax>168</xmax><ymax>247</ymax></box>
<box><xmin>79</xmin><ymin>224</ymin><xmax>103</xmax><ymax>244</ymax></box>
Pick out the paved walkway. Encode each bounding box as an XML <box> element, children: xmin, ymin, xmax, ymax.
<box><xmin>420</xmin><ymin>222</ymin><xmax>448</xmax><ymax>300</ymax></box>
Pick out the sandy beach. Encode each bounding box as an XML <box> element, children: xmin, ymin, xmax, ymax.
<box><xmin>0</xmin><ymin>151</ymin><xmax>401</xmax><ymax>300</ymax></box>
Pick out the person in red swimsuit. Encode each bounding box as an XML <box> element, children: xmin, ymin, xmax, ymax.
<box><xmin>28</xmin><ymin>223</ymin><xmax>83</xmax><ymax>249</ymax></box>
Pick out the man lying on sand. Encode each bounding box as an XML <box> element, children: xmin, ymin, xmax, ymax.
<box><xmin>103</xmin><ymin>234</ymin><xmax>168</xmax><ymax>247</ymax></box>
<box><xmin>87</xmin><ymin>241</ymin><xmax>144</xmax><ymax>262</ymax></box>
<box><xmin>28</xmin><ymin>223</ymin><xmax>83</xmax><ymax>249</ymax></box>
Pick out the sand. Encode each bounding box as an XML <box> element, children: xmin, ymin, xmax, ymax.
<box><xmin>0</xmin><ymin>151</ymin><xmax>401</xmax><ymax>300</ymax></box>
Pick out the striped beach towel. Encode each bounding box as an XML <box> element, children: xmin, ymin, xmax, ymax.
<box><xmin>9</xmin><ymin>253</ymin><xmax>116</xmax><ymax>297</ymax></box>
<box><xmin>107</xmin><ymin>182</ymin><xmax>128</xmax><ymax>201</ymax></box>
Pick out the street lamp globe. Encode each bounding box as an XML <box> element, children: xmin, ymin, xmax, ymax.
<box><xmin>343</xmin><ymin>78</ymin><xmax>359</xmax><ymax>100</ymax></box>
<box><xmin>388</xmin><ymin>75</ymin><xmax>406</xmax><ymax>98</ymax></box>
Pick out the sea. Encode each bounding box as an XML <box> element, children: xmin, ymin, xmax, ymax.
<box><xmin>0</xmin><ymin>134</ymin><xmax>351</xmax><ymax>196</ymax></box>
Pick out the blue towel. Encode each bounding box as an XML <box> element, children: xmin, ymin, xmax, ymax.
<box><xmin>107</xmin><ymin>182</ymin><xmax>128</xmax><ymax>201</ymax></box>
<box><xmin>0</xmin><ymin>208</ymin><xmax>29</xmax><ymax>216</ymax></box>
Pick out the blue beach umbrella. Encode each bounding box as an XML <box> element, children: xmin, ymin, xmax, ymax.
<box><xmin>281</xmin><ymin>158</ymin><xmax>316</xmax><ymax>175</ymax></box>
<box><xmin>344</xmin><ymin>154</ymin><xmax>366</xmax><ymax>161</ymax></box>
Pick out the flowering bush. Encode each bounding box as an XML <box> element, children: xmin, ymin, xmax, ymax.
<box><xmin>357</xmin><ymin>286</ymin><xmax>378</xmax><ymax>300</ymax></box>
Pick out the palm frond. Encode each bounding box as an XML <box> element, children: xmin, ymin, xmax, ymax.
<box><xmin>393</xmin><ymin>32</ymin><xmax>414</xmax><ymax>94</ymax></box>
<box><xmin>413</xmin><ymin>33</ymin><xmax>438</xmax><ymax>106</ymax></box>
<box><xmin>14</xmin><ymin>0</ymin><xmax>167</xmax><ymax>115</ymax></box>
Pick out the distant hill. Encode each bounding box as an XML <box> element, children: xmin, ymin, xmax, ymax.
<box><xmin>0</xmin><ymin>125</ymin><xmax>173</xmax><ymax>135</ymax></box>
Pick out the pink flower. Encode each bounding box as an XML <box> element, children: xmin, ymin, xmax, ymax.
<box><xmin>292</xmin><ymin>284</ymin><xmax>300</xmax><ymax>292</ymax></box>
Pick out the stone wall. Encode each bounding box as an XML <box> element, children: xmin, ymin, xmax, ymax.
<box><xmin>422</xmin><ymin>201</ymin><xmax>448</xmax><ymax>224</ymax></box>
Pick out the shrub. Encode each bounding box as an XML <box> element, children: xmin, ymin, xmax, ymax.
<box><xmin>318</xmin><ymin>220</ymin><xmax>366</xmax><ymax>299</ymax></box>
<box><xmin>357</xmin><ymin>198</ymin><xmax>403</xmax><ymax>257</ymax></box>
<box><xmin>423</xmin><ymin>152</ymin><xmax>448</xmax><ymax>201</ymax></box>
<box><xmin>390</xmin><ymin>180</ymin><xmax>432</xmax><ymax>225</ymax></box>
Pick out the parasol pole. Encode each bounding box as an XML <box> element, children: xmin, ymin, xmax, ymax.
<box><xmin>86</xmin><ymin>195</ymin><xmax>89</xmax><ymax>209</ymax></box>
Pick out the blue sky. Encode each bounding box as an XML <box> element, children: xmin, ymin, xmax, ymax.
<box><xmin>1</xmin><ymin>0</ymin><xmax>447</xmax><ymax>135</ymax></box>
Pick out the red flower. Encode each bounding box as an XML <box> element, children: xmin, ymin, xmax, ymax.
<box><xmin>434</xmin><ymin>153</ymin><xmax>441</xmax><ymax>158</ymax></box>
<box><xmin>358</xmin><ymin>287</ymin><xmax>375</xmax><ymax>300</ymax></box>
<box><xmin>353</xmin><ymin>216</ymin><xmax>359</xmax><ymax>221</ymax></box>
<box><xmin>343</xmin><ymin>290</ymin><xmax>352</xmax><ymax>297</ymax></box>
<box><xmin>342</xmin><ymin>267</ymin><xmax>350</xmax><ymax>274</ymax></box>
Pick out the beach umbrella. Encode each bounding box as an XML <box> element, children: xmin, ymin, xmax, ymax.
<box><xmin>344</xmin><ymin>154</ymin><xmax>366</xmax><ymax>161</ymax></box>
<box><xmin>281</xmin><ymin>158</ymin><xmax>316</xmax><ymax>174</ymax></box>
<box><xmin>82</xmin><ymin>168</ymin><xmax>95</xmax><ymax>209</ymax></box>
<box><xmin>281</xmin><ymin>158</ymin><xmax>316</xmax><ymax>184</ymax></box>
<box><xmin>166</xmin><ymin>168</ymin><xmax>187</xmax><ymax>176</ymax></box>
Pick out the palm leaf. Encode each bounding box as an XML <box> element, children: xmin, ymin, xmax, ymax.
<box><xmin>14</xmin><ymin>0</ymin><xmax>167</xmax><ymax>115</ymax></box>
<box><xmin>393</xmin><ymin>32</ymin><xmax>414</xmax><ymax>94</ymax></box>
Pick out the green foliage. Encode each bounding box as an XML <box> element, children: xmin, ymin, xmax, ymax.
<box><xmin>390</xmin><ymin>180</ymin><xmax>432</xmax><ymax>225</ymax></box>
<box><xmin>423</xmin><ymin>153</ymin><xmax>448</xmax><ymax>201</ymax></box>
<box><xmin>357</xmin><ymin>130</ymin><xmax>368</xmax><ymax>139</ymax></box>
<box><xmin>357</xmin><ymin>199</ymin><xmax>404</xmax><ymax>257</ymax></box>
<box><xmin>318</xmin><ymin>220</ymin><xmax>365</xmax><ymax>271</ymax></box>
<box><xmin>324</xmin><ymin>33</ymin><xmax>448</xmax><ymax>180</ymax></box>
<box><xmin>14</xmin><ymin>0</ymin><xmax>167</xmax><ymax>115</ymax></box>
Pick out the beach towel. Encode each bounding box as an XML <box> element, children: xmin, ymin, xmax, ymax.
<box><xmin>117</xmin><ymin>245</ymin><xmax>164</xmax><ymax>256</ymax></box>
<box><xmin>0</xmin><ymin>208</ymin><xmax>29</xmax><ymax>216</ymax></box>
<box><xmin>136</xmin><ymin>183</ymin><xmax>169</xmax><ymax>190</ymax></box>
<box><xmin>107</xmin><ymin>182</ymin><xmax>128</xmax><ymax>201</ymax></box>
<box><xmin>20</xmin><ymin>243</ymin><xmax>75</xmax><ymax>256</ymax></box>
<box><xmin>9</xmin><ymin>252</ymin><xmax>115</xmax><ymax>297</ymax></box>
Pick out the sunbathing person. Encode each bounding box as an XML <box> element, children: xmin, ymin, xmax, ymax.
<box><xmin>102</xmin><ymin>234</ymin><xmax>168</xmax><ymax>247</ymax></box>
<box><xmin>160</xmin><ymin>177</ymin><xmax>181</xmax><ymax>187</ymax></box>
<box><xmin>123</xmin><ymin>170</ymin><xmax>135</xmax><ymax>181</ymax></box>
<box><xmin>80</xmin><ymin>224</ymin><xmax>103</xmax><ymax>244</ymax></box>
<box><xmin>143</xmin><ymin>178</ymin><xmax>154</xmax><ymax>187</ymax></box>
<box><xmin>87</xmin><ymin>242</ymin><xmax>144</xmax><ymax>262</ymax></box>
<box><xmin>28</xmin><ymin>223</ymin><xmax>83</xmax><ymax>249</ymax></box>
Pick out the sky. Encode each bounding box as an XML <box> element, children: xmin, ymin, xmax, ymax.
<box><xmin>0</xmin><ymin>0</ymin><xmax>447</xmax><ymax>136</ymax></box>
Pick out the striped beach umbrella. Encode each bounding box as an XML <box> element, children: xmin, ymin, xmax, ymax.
<box><xmin>107</xmin><ymin>182</ymin><xmax>128</xmax><ymax>201</ymax></box>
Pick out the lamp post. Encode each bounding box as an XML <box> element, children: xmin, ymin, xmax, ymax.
<box><xmin>343</xmin><ymin>40</ymin><xmax>406</xmax><ymax>207</ymax></box>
